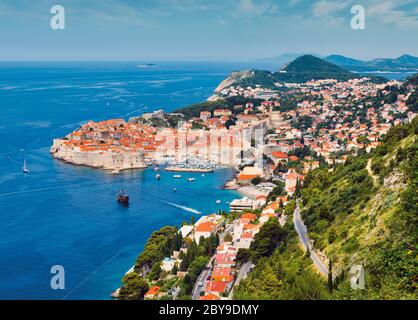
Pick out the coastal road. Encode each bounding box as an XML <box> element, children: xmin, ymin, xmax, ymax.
<box><xmin>293</xmin><ymin>200</ymin><xmax>328</xmax><ymax>276</ymax></box>
<box><xmin>227</xmin><ymin>261</ymin><xmax>254</xmax><ymax>299</ymax></box>
<box><xmin>234</xmin><ymin>262</ymin><xmax>254</xmax><ymax>287</ymax></box>
<box><xmin>191</xmin><ymin>255</ymin><xmax>215</xmax><ymax>300</ymax></box>
<box><xmin>219</xmin><ymin>223</ymin><xmax>234</xmax><ymax>242</ymax></box>
<box><xmin>191</xmin><ymin>223</ymin><xmax>234</xmax><ymax>300</ymax></box>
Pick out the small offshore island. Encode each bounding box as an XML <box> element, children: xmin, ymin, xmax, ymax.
<box><xmin>51</xmin><ymin>55</ymin><xmax>417</xmax><ymax>301</ymax></box>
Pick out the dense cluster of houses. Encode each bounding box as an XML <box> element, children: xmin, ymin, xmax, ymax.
<box><xmin>199</xmin><ymin>194</ymin><xmax>289</xmax><ymax>300</ymax></box>
<box><xmin>141</xmin><ymin>191</ymin><xmax>290</xmax><ymax>300</ymax></box>
<box><xmin>210</xmin><ymin>77</ymin><xmax>416</xmax><ymax>196</ymax></box>
<box><xmin>55</xmin><ymin>73</ymin><xmax>416</xmax><ymax>178</ymax></box>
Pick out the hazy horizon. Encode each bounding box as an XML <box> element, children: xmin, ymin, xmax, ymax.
<box><xmin>1</xmin><ymin>52</ymin><xmax>418</xmax><ymax>63</ymax></box>
<box><xmin>0</xmin><ymin>0</ymin><xmax>418</xmax><ymax>61</ymax></box>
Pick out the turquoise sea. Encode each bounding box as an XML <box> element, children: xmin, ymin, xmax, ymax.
<box><xmin>0</xmin><ymin>61</ymin><xmax>282</xmax><ymax>300</ymax></box>
<box><xmin>0</xmin><ymin>62</ymin><xmax>409</xmax><ymax>300</ymax></box>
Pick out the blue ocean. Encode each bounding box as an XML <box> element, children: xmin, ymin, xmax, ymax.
<box><xmin>0</xmin><ymin>61</ymin><xmax>282</xmax><ymax>300</ymax></box>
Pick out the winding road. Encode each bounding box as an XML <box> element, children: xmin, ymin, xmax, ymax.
<box><xmin>293</xmin><ymin>200</ymin><xmax>329</xmax><ymax>276</ymax></box>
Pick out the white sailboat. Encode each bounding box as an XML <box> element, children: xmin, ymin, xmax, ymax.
<box><xmin>22</xmin><ymin>159</ymin><xmax>29</xmax><ymax>174</ymax></box>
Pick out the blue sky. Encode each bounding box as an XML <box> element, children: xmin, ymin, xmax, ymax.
<box><xmin>0</xmin><ymin>0</ymin><xmax>417</xmax><ymax>61</ymax></box>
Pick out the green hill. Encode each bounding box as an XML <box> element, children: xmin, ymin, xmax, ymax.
<box><xmin>283</xmin><ymin>55</ymin><xmax>354</xmax><ymax>77</ymax></box>
<box><xmin>216</xmin><ymin>55</ymin><xmax>386</xmax><ymax>91</ymax></box>
<box><xmin>300</xmin><ymin>118</ymin><xmax>417</xmax><ymax>299</ymax></box>
<box><xmin>235</xmin><ymin>118</ymin><xmax>417</xmax><ymax>300</ymax></box>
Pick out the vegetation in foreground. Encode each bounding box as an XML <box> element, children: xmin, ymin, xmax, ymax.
<box><xmin>235</xmin><ymin>118</ymin><xmax>417</xmax><ymax>300</ymax></box>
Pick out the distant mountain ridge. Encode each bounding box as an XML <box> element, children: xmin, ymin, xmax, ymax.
<box><xmin>255</xmin><ymin>52</ymin><xmax>322</xmax><ymax>66</ymax></box>
<box><xmin>257</xmin><ymin>53</ymin><xmax>418</xmax><ymax>72</ymax></box>
<box><xmin>324</xmin><ymin>54</ymin><xmax>418</xmax><ymax>72</ymax></box>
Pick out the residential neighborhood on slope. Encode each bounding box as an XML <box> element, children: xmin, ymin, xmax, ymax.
<box><xmin>110</xmin><ymin>58</ymin><xmax>417</xmax><ymax>302</ymax></box>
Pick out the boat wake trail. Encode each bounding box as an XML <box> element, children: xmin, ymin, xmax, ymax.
<box><xmin>164</xmin><ymin>201</ymin><xmax>202</xmax><ymax>214</ymax></box>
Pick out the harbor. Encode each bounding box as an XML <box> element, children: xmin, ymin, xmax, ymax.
<box><xmin>0</xmin><ymin>61</ymin><xmax>242</xmax><ymax>300</ymax></box>
<box><xmin>165</xmin><ymin>166</ymin><xmax>214</xmax><ymax>173</ymax></box>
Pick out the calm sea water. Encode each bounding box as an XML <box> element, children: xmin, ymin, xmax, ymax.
<box><xmin>0</xmin><ymin>62</ymin><xmax>408</xmax><ymax>300</ymax></box>
<box><xmin>0</xmin><ymin>61</ymin><xmax>283</xmax><ymax>300</ymax></box>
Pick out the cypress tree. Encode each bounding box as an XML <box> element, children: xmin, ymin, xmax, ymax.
<box><xmin>170</xmin><ymin>232</ymin><xmax>178</xmax><ymax>252</ymax></box>
<box><xmin>172</xmin><ymin>263</ymin><xmax>178</xmax><ymax>275</ymax></box>
<box><xmin>177</xmin><ymin>232</ymin><xmax>183</xmax><ymax>250</ymax></box>
<box><xmin>327</xmin><ymin>258</ymin><xmax>333</xmax><ymax>294</ymax></box>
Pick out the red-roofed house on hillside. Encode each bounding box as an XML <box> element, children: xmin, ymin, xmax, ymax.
<box><xmin>211</xmin><ymin>267</ymin><xmax>234</xmax><ymax>283</ymax></box>
<box><xmin>144</xmin><ymin>286</ymin><xmax>161</xmax><ymax>300</ymax></box>
<box><xmin>271</xmin><ymin>151</ymin><xmax>288</xmax><ymax>163</ymax></box>
<box><xmin>234</xmin><ymin>231</ymin><xmax>254</xmax><ymax>249</ymax></box>
<box><xmin>206</xmin><ymin>280</ymin><xmax>227</xmax><ymax>295</ymax></box>
<box><xmin>216</xmin><ymin>243</ymin><xmax>237</xmax><ymax>255</ymax></box>
<box><xmin>237</xmin><ymin>174</ymin><xmax>258</xmax><ymax>185</ymax></box>
<box><xmin>240</xmin><ymin>213</ymin><xmax>257</xmax><ymax>224</ymax></box>
<box><xmin>194</xmin><ymin>222</ymin><xmax>217</xmax><ymax>244</ymax></box>
<box><xmin>215</xmin><ymin>253</ymin><xmax>236</xmax><ymax>268</ymax></box>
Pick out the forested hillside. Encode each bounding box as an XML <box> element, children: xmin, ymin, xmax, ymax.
<box><xmin>235</xmin><ymin>118</ymin><xmax>417</xmax><ymax>300</ymax></box>
<box><xmin>300</xmin><ymin>117</ymin><xmax>417</xmax><ymax>299</ymax></box>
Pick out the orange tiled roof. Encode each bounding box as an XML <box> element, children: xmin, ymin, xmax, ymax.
<box><xmin>199</xmin><ymin>293</ymin><xmax>220</xmax><ymax>300</ymax></box>
<box><xmin>144</xmin><ymin>286</ymin><xmax>160</xmax><ymax>297</ymax></box>
<box><xmin>272</xmin><ymin>151</ymin><xmax>288</xmax><ymax>159</ymax></box>
<box><xmin>195</xmin><ymin>222</ymin><xmax>216</xmax><ymax>233</ymax></box>
<box><xmin>212</xmin><ymin>267</ymin><xmax>232</xmax><ymax>278</ymax></box>
<box><xmin>238</xmin><ymin>174</ymin><xmax>258</xmax><ymax>181</ymax></box>
<box><xmin>206</xmin><ymin>281</ymin><xmax>227</xmax><ymax>293</ymax></box>
<box><xmin>240</xmin><ymin>213</ymin><xmax>257</xmax><ymax>221</ymax></box>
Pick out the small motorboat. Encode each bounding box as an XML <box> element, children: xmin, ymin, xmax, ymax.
<box><xmin>111</xmin><ymin>168</ymin><xmax>120</xmax><ymax>174</ymax></box>
<box><xmin>22</xmin><ymin>159</ymin><xmax>29</xmax><ymax>174</ymax></box>
<box><xmin>173</xmin><ymin>188</ymin><xmax>177</xmax><ymax>192</ymax></box>
<box><xmin>173</xmin><ymin>175</ymin><xmax>182</xmax><ymax>179</ymax></box>
<box><xmin>117</xmin><ymin>188</ymin><xmax>129</xmax><ymax>205</ymax></box>
<box><xmin>216</xmin><ymin>200</ymin><xmax>221</xmax><ymax>204</ymax></box>
<box><xmin>156</xmin><ymin>174</ymin><xmax>161</xmax><ymax>180</ymax></box>
<box><xmin>187</xmin><ymin>178</ymin><xmax>195</xmax><ymax>182</ymax></box>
